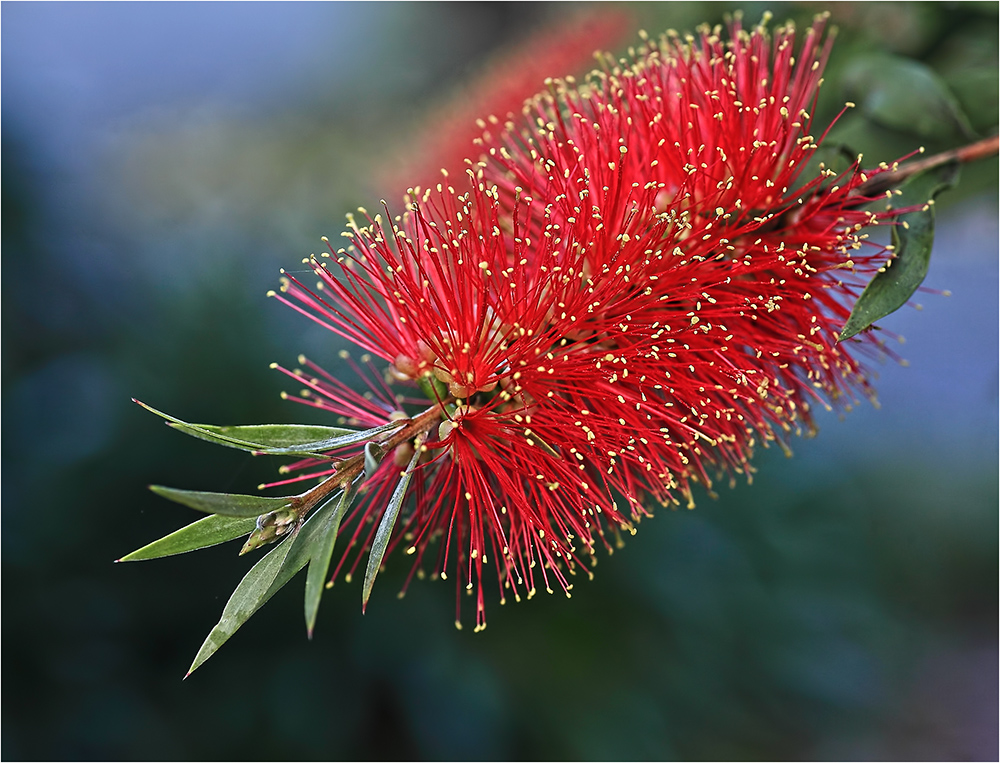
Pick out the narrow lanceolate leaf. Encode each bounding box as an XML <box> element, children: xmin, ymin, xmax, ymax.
<box><xmin>118</xmin><ymin>514</ymin><xmax>258</xmax><ymax>562</ymax></box>
<box><xmin>187</xmin><ymin>495</ymin><xmax>344</xmax><ymax>676</ymax></box>
<box><xmin>186</xmin><ymin>527</ymin><xmax>298</xmax><ymax>677</ymax></box>
<box><xmin>256</xmin><ymin>420</ymin><xmax>407</xmax><ymax>456</ymax></box>
<box><xmin>135</xmin><ymin>399</ymin><xmax>406</xmax><ymax>457</ymax></box>
<box><xmin>304</xmin><ymin>481</ymin><xmax>359</xmax><ymax>638</ymax></box>
<box><xmin>149</xmin><ymin>485</ymin><xmax>294</xmax><ymax>517</ymax></box>
<box><xmin>135</xmin><ymin>400</ymin><xmax>301</xmax><ymax>452</ymax></box>
<box><xmin>362</xmin><ymin>442</ymin><xmax>422</xmax><ymax>611</ymax></box>
<box><xmin>176</xmin><ymin>423</ymin><xmax>358</xmax><ymax>449</ymax></box>
<box><xmin>839</xmin><ymin>162</ymin><xmax>960</xmax><ymax>341</ymax></box>
<box><xmin>189</xmin><ymin>419</ymin><xmax>406</xmax><ymax>456</ymax></box>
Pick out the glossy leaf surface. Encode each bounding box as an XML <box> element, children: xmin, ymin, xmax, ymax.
<box><xmin>177</xmin><ymin>422</ymin><xmax>405</xmax><ymax>455</ymax></box>
<box><xmin>136</xmin><ymin>400</ymin><xmax>405</xmax><ymax>457</ymax></box>
<box><xmin>304</xmin><ymin>482</ymin><xmax>358</xmax><ymax>637</ymax></box>
<box><xmin>118</xmin><ymin>514</ymin><xmax>258</xmax><ymax>562</ymax></box>
<box><xmin>839</xmin><ymin>162</ymin><xmax>960</xmax><ymax>341</ymax></box>
<box><xmin>179</xmin><ymin>423</ymin><xmax>356</xmax><ymax>448</ymax></box>
<box><xmin>186</xmin><ymin>492</ymin><xmax>344</xmax><ymax>675</ymax></box>
<box><xmin>362</xmin><ymin>444</ymin><xmax>421</xmax><ymax>610</ymax></box>
<box><xmin>149</xmin><ymin>485</ymin><xmax>294</xmax><ymax>517</ymax></box>
<box><xmin>186</xmin><ymin>528</ymin><xmax>297</xmax><ymax>676</ymax></box>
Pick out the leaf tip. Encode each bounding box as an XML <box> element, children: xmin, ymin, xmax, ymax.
<box><xmin>837</xmin><ymin>324</ymin><xmax>861</xmax><ymax>342</ymax></box>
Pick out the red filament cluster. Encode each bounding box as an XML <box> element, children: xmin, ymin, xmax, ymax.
<box><xmin>271</xmin><ymin>16</ymin><xmax>898</xmax><ymax>631</ymax></box>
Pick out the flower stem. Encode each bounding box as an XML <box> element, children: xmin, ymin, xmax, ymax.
<box><xmin>854</xmin><ymin>134</ymin><xmax>999</xmax><ymax>198</ymax></box>
<box><xmin>294</xmin><ymin>401</ymin><xmax>450</xmax><ymax>519</ymax></box>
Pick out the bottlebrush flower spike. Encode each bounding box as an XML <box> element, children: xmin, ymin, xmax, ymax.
<box><xmin>480</xmin><ymin>13</ymin><xmax>902</xmax><ymax>442</ymax></box>
<box><xmin>267</xmin><ymin>14</ymin><xmax>912</xmax><ymax>630</ymax></box>
<box><xmin>125</xmin><ymin>13</ymin><xmax>988</xmax><ymax>669</ymax></box>
<box><xmin>271</xmin><ymin>178</ymin><xmax>678</xmax><ymax>630</ymax></box>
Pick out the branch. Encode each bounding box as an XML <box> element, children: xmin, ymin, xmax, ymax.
<box><xmin>854</xmin><ymin>134</ymin><xmax>999</xmax><ymax>198</ymax></box>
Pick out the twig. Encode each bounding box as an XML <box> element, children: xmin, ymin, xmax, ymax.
<box><xmin>854</xmin><ymin>134</ymin><xmax>999</xmax><ymax>198</ymax></box>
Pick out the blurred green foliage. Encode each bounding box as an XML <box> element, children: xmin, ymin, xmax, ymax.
<box><xmin>3</xmin><ymin>2</ymin><xmax>996</xmax><ymax>759</ymax></box>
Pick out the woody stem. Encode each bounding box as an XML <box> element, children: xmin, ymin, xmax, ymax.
<box><xmin>295</xmin><ymin>399</ymin><xmax>452</xmax><ymax>516</ymax></box>
<box><xmin>853</xmin><ymin>134</ymin><xmax>999</xmax><ymax>198</ymax></box>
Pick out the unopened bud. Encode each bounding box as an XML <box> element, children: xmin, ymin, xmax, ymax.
<box><xmin>393</xmin><ymin>441</ymin><xmax>415</xmax><ymax>468</ymax></box>
<box><xmin>257</xmin><ymin>508</ymin><xmax>297</xmax><ymax>530</ymax></box>
<box><xmin>433</xmin><ymin>366</ymin><xmax>454</xmax><ymax>384</ymax></box>
<box><xmin>449</xmin><ymin>381</ymin><xmax>473</xmax><ymax>399</ymax></box>
<box><xmin>416</xmin><ymin>339</ymin><xmax>437</xmax><ymax>364</ymax></box>
<box><xmin>241</xmin><ymin>517</ymin><xmax>291</xmax><ymax>554</ymax></box>
<box><xmin>393</xmin><ymin>354</ymin><xmax>420</xmax><ymax>379</ymax></box>
<box><xmin>438</xmin><ymin>420</ymin><xmax>456</xmax><ymax>441</ymax></box>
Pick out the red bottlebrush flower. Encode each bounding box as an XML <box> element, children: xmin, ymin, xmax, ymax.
<box><xmin>124</xmin><ymin>9</ymin><xmax>993</xmax><ymax>672</ymax></box>
<box><xmin>377</xmin><ymin>8</ymin><xmax>634</xmax><ymax>199</ymax></box>
<box><xmin>480</xmin><ymin>13</ymin><xmax>900</xmax><ymax>443</ymax></box>
<box><xmin>267</xmin><ymin>15</ymin><xmax>904</xmax><ymax>631</ymax></box>
<box><xmin>271</xmin><ymin>179</ymin><xmax>666</xmax><ymax>629</ymax></box>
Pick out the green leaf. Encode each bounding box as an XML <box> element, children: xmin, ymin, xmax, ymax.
<box><xmin>842</xmin><ymin>54</ymin><xmax>975</xmax><ymax>140</ymax></box>
<box><xmin>186</xmin><ymin>526</ymin><xmax>298</xmax><ymax>677</ymax></box>
<box><xmin>304</xmin><ymin>481</ymin><xmax>358</xmax><ymax>638</ymax></box>
<box><xmin>117</xmin><ymin>514</ymin><xmax>257</xmax><ymax>562</ymax></box>
<box><xmin>135</xmin><ymin>399</ymin><xmax>298</xmax><ymax>452</ymax></box>
<box><xmin>362</xmin><ymin>443</ymin><xmax>421</xmax><ymax>611</ymax></box>
<box><xmin>149</xmin><ymin>485</ymin><xmax>294</xmax><ymax>517</ymax></box>
<box><xmin>269</xmin><ymin>421</ymin><xmax>404</xmax><ymax>456</ymax></box>
<box><xmin>189</xmin><ymin>420</ymin><xmax>406</xmax><ymax>456</ymax></box>
<box><xmin>839</xmin><ymin>162</ymin><xmax>960</xmax><ymax>341</ymax></box>
<box><xmin>187</xmin><ymin>494</ymin><xmax>345</xmax><ymax>676</ymax></box>
<box><xmin>136</xmin><ymin>399</ymin><xmax>407</xmax><ymax>457</ymax></box>
<box><xmin>178</xmin><ymin>423</ymin><xmax>358</xmax><ymax>449</ymax></box>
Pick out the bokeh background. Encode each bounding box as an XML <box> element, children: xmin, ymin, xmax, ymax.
<box><xmin>3</xmin><ymin>2</ymin><xmax>996</xmax><ymax>760</ymax></box>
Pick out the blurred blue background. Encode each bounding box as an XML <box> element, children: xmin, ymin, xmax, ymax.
<box><xmin>3</xmin><ymin>2</ymin><xmax>996</xmax><ymax>759</ymax></box>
